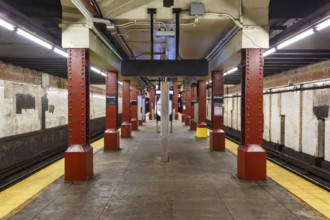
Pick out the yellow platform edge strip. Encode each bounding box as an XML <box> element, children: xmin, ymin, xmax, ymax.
<box><xmin>1</xmin><ymin>137</ymin><xmax>330</xmax><ymax>218</ymax></box>
<box><xmin>0</xmin><ymin>138</ymin><xmax>105</xmax><ymax>219</ymax></box>
<box><xmin>225</xmin><ymin>139</ymin><xmax>330</xmax><ymax>218</ymax></box>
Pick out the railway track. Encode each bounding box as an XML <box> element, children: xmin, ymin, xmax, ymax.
<box><xmin>0</xmin><ymin>133</ymin><xmax>104</xmax><ymax>192</ymax></box>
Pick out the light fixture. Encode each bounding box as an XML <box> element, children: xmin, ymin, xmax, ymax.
<box><xmin>263</xmin><ymin>48</ymin><xmax>276</xmax><ymax>57</ymax></box>
<box><xmin>224</xmin><ymin>67</ymin><xmax>238</xmax><ymax>76</ymax></box>
<box><xmin>17</xmin><ymin>28</ymin><xmax>52</xmax><ymax>49</ymax></box>
<box><xmin>277</xmin><ymin>28</ymin><xmax>314</xmax><ymax>49</ymax></box>
<box><xmin>0</xmin><ymin>18</ymin><xmax>15</xmax><ymax>31</ymax></box>
<box><xmin>71</xmin><ymin>0</ymin><xmax>114</xmax><ymax>29</ymax></box>
<box><xmin>90</xmin><ymin>66</ymin><xmax>106</xmax><ymax>77</ymax></box>
<box><xmin>118</xmin><ymin>81</ymin><xmax>123</xmax><ymax>85</ymax></box>
<box><xmin>53</xmin><ymin>48</ymin><xmax>68</xmax><ymax>58</ymax></box>
<box><xmin>316</xmin><ymin>18</ymin><xmax>330</xmax><ymax>31</ymax></box>
<box><xmin>155</xmin><ymin>30</ymin><xmax>175</xmax><ymax>37</ymax></box>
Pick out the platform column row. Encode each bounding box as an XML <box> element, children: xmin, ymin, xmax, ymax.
<box><xmin>181</xmin><ymin>90</ymin><xmax>186</xmax><ymax>122</ymax></box>
<box><xmin>104</xmin><ymin>71</ymin><xmax>120</xmax><ymax>151</ymax></box>
<box><xmin>209</xmin><ymin>71</ymin><xmax>225</xmax><ymax>151</ymax></box>
<box><xmin>149</xmin><ymin>86</ymin><xmax>155</xmax><ymax>120</ymax></box>
<box><xmin>131</xmin><ymin>85</ymin><xmax>139</xmax><ymax>130</ymax></box>
<box><xmin>196</xmin><ymin>80</ymin><xmax>207</xmax><ymax>138</ymax></box>
<box><xmin>121</xmin><ymin>80</ymin><xmax>132</xmax><ymax>138</ymax></box>
<box><xmin>138</xmin><ymin>88</ymin><xmax>144</xmax><ymax>126</ymax></box>
<box><xmin>173</xmin><ymin>85</ymin><xmax>179</xmax><ymax>120</ymax></box>
<box><xmin>190</xmin><ymin>83</ymin><xmax>197</xmax><ymax>131</ymax></box>
<box><xmin>184</xmin><ymin>89</ymin><xmax>191</xmax><ymax>126</ymax></box>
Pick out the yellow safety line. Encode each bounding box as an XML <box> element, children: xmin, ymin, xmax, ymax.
<box><xmin>0</xmin><ymin>139</ymin><xmax>104</xmax><ymax>219</ymax></box>
<box><xmin>225</xmin><ymin>139</ymin><xmax>330</xmax><ymax>218</ymax></box>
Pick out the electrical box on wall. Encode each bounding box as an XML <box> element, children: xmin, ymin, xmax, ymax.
<box><xmin>190</xmin><ymin>3</ymin><xmax>205</xmax><ymax>16</ymax></box>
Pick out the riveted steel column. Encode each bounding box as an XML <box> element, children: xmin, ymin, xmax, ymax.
<box><xmin>237</xmin><ymin>48</ymin><xmax>266</xmax><ymax>180</ymax></box>
<box><xmin>190</xmin><ymin>83</ymin><xmax>197</xmax><ymax>131</ymax></box>
<box><xmin>121</xmin><ymin>80</ymin><xmax>132</xmax><ymax>138</ymax></box>
<box><xmin>142</xmin><ymin>89</ymin><xmax>146</xmax><ymax>123</ymax></box>
<box><xmin>131</xmin><ymin>85</ymin><xmax>139</xmax><ymax>130</ymax></box>
<box><xmin>173</xmin><ymin>85</ymin><xmax>179</xmax><ymax>120</ymax></box>
<box><xmin>181</xmin><ymin>91</ymin><xmax>186</xmax><ymax>123</ymax></box>
<box><xmin>65</xmin><ymin>48</ymin><xmax>93</xmax><ymax>181</ymax></box>
<box><xmin>104</xmin><ymin>71</ymin><xmax>120</xmax><ymax>151</ymax></box>
<box><xmin>210</xmin><ymin>72</ymin><xmax>225</xmax><ymax>151</ymax></box>
<box><xmin>149</xmin><ymin>86</ymin><xmax>155</xmax><ymax>120</ymax></box>
<box><xmin>184</xmin><ymin>89</ymin><xmax>191</xmax><ymax>126</ymax></box>
<box><xmin>196</xmin><ymin>80</ymin><xmax>208</xmax><ymax>138</ymax></box>
<box><xmin>138</xmin><ymin>88</ymin><xmax>143</xmax><ymax>126</ymax></box>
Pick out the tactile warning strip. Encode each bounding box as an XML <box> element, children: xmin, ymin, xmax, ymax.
<box><xmin>225</xmin><ymin>139</ymin><xmax>330</xmax><ymax>218</ymax></box>
<box><xmin>0</xmin><ymin>139</ymin><xmax>104</xmax><ymax>219</ymax></box>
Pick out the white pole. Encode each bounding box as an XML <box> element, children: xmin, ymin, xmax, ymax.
<box><xmin>161</xmin><ymin>81</ymin><xmax>169</xmax><ymax>162</ymax></box>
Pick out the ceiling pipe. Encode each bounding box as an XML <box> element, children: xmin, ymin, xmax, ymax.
<box><xmin>173</xmin><ymin>8</ymin><xmax>182</xmax><ymax>60</ymax></box>
<box><xmin>70</xmin><ymin>0</ymin><xmax>123</xmax><ymax>61</ymax></box>
<box><xmin>147</xmin><ymin>8</ymin><xmax>157</xmax><ymax>60</ymax></box>
<box><xmin>205</xmin><ymin>26</ymin><xmax>240</xmax><ymax>61</ymax></box>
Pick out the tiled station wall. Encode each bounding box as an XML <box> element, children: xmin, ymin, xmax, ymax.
<box><xmin>0</xmin><ymin>63</ymin><xmax>111</xmax><ymax>171</ymax></box>
<box><xmin>0</xmin><ymin>63</ymin><xmax>107</xmax><ymax>137</ymax></box>
<box><xmin>223</xmin><ymin>60</ymin><xmax>330</xmax><ymax>167</ymax></box>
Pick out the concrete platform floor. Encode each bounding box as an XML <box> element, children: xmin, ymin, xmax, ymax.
<box><xmin>8</xmin><ymin>120</ymin><xmax>326</xmax><ymax>220</ymax></box>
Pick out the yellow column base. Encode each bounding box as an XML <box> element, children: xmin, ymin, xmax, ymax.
<box><xmin>196</xmin><ymin>127</ymin><xmax>208</xmax><ymax>138</ymax></box>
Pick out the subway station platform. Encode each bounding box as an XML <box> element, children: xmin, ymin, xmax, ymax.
<box><xmin>2</xmin><ymin>120</ymin><xmax>329</xmax><ymax>219</ymax></box>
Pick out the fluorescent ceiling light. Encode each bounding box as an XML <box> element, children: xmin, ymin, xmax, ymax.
<box><xmin>53</xmin><ymin>48</ymin><xmax>68</xmax><ymax>58</ymax></box>
<box><xmin>224</xmin><ymin>67</ymin><xmax>238</xmax><ymax>76</ymax></box>
<box><xmin>277</xmin><ymin>28</ymin><xmax>314</xmax><ymax>49</ymax></box>
<box><xmin>0</xmin><ymin>18</ymin><xmax>15</xmax><ymax>31</ymax></box>
<box><xmin>17</xmin><ymin>28</ymin><xmax>52</xmax><ymax>49</ymax></box>
<box><xmin>90</xmin><ymin>66</ymin><xmax>101</xmax><ymax>73</ymax></box>
<box><xmin>263</xmin><ymin>48</ymin><xmax>276</xmax><ymax>57</ymax></box>
<box><xmin>316</xmin><ymin>18</ymin><xmax>330</xmax><ymax>31</ymax></box>
<box><xmin>90</xmin><ymin>66</ymin><xmax>106</xmax><ymax>77</ymax></box>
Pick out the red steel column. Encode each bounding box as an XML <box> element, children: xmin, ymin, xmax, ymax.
<box><xmin>149</xmin><ymin>86</ymin><xmax>155</xmax><ymax>120</ymax></box>
<box><xmin>143</xmin><ymin>89</ymin><xmax>146</xmax><ymax>123</ymax></box>
<box><xmin>65</xmin><ymin>48</ymin><xmax>93</xmax><ymax>181</ymax></box>
<box><xmin>198</xmin><ymin>80</ymin><xmax>207</xmax><ymax>127</ymax></box>
<box><xmin>104</xmin><ymin>71</ymin><xmax>120</xmax><ymax>151</ymax></box>
<box><xmin>237</xmin><ymin>48</ymin><xmax>266</xmax><ymax>180</ymax></box>
<box><xmin>173</xmin><ymin>85</ymin><xmax>179</xmax><ymax>120</ymax></box>
<box><xmin>121</xmin><ymin>80</ymin><xmax>132</xmax><ymax>138</ymax></box>
<box><xmin>181</xmin><ymin>91</ymin><xmax>186</xmax><ymax>123</ymax></box>
<box><xmin>184</xmin><ymin>89</ymin><xmax>191</xmax><ymax>126</ymax></box>
<box><xmin>131</xmin><ymin>85</ymin><xmax>139</xmax><ymax>130</ymax></box>
<box><xmin>190</xmin><ymin>83</ymin><xmax>197</xmax><ymax>130</ymax></box>
<box><xmin>210</xmin><ymin>72</ymin><xmax>225</xmax><ymax>151</ymax></box>
<box><xmin>138</xmin><ymin>88</ymin><xmax>143</xmax><ymax>126</ymax></box>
